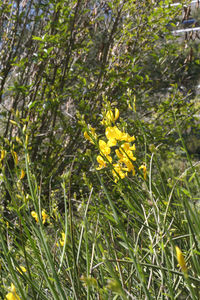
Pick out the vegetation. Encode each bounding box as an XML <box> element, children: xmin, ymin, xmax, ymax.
<box><xmin>0</xmin><ymin>0</ymin><xmax>200</xmax><ymax>299</ymax></box>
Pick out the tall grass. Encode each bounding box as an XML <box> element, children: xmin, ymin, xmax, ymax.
<box><xmin>0</xmin><ymin>112</ymin><xmax>200</xmax><ymax>300</ymax></box>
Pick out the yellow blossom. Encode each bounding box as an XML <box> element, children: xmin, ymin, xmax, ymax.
<box><xmin>20</xmin><ymin>169</ymin><xmax>25</xmax><ymax>180</ymax></box>
<box><xmin>107</xmin><ymin>138</ymin><xmax>117</xmax><ymax>147</ymax></box>
<box><xmin>6</xmin><ymin>283</ymin><xmax>20</xmax><ymax>300</ymax></box>
<box><xmin>139</xmin><ymin>164</ymin><xmax>147</xmax><ymax>180</ymax></box>
<box><xmin>106</xmin><ymin>108</ymin><xmax>119</xmax><ymax>123</ymax></box>
<box><xmin>175</xmin><ymin>246</ymin><xmax>187</xmax><ymax>273</ymax></box>
<box><xmin>123</xmin><ymin>160</ymin><xmax>135</xmax><ymax>175</ymax></box>
<box><xmin>16</xmin><ymin>266</ymin><xmax>27</xmax><ymax>274</ymax></box>
<box><xmin>112</xmin><ymin>163</ymin><xmax>127</xmax><ymax>182</ymax></box>
<box><xmin>12</xmin><ymin>151</ymin><xmax>18</xmax><ymax>165</ymax></box>
<box><xmin>42</xmin><ymin>209</ymin><xmax>48</xmax><ymax>224</ymax></box>
<box><xmin>116</xmin><ymin>145</ymin><xmax>136</xmax><ymax>164</ymax></box>
<box><xmin>105</xmin><ymin>126</ymin><xmax>123</xmax><ymax>145</ymax></box>
<box><xmin>95</xmin><ymin>108</ymin><xmax>138</xmax><ymax>182</ymax></box>
<box><xmin>115</xmin><ymin>148</ymin><xmax>135</xmax><ymax>176</ymax></box>
<box><xmin>121</xmin><ymin>133</ymin><xmax>135</xmax><ymax>143</ymax></box>
<box><xmin>106</xmin><ymin>126</ymin><xmax>135</xmax><ymax>145</ymax></box>
<box><xmin>121</xmin><ymin>142</ymin><xmax>135</xmax><ymax>152</ymax></box>
<box><xmin>120</xmin><ymin>143</ymin><xmax>136</xmax><ymax>160</ymax></box>
<box><xmin>101</xmin><ymin>108</ymin><xmax>119</xmax><ymax>126</ymax></box>
<box><xmin>96</xmin><ymin>155</ymin><xmax>112</xmax><ymax>170</ymax></box>
<box><xmin>84</xmin><ymin>131</ymin><xmax>94</xmax><ymax>144</ymax></box>
<box><xmin>96</xmin><ymin>155</ymin><xmax>106</xmax><ymax>170</ymax></box>
<box><xmin>84</xmin><ymin>131</ymin><xmax>90</xmax><ymax>140</ymax></box>
<box><xmin>99</xmin><ymin>140</ymin><xmax>111</xmax><ymax>156</ymax></box>
<box><xmin>31</xmin><ymin>211</ymin><xmax>38</xmax><ymax>223</ymax></box>
<box><xmin>0</xmin><ymin>150</ymin><xmax>5</xmax><ymax>161</ymax></box>
<box><xmin>90</xmin><ymin>126</ymin><xmax>97</xmax><ymax>136</ymax></box>
<box><xmin>16</xmin><ymin>136</ymin><xmax>22</xmax><ymax>145</ymax></box>
<box><xmin>57</xmin><ymin>232</ymin><xmax>66</xmax><ymax>247</ymax></box>
<box><xmin>133</xmin><ymin>95</ymin><xmax>136</xmax><ymax>112</ymax></box>
<box><xmin>60</xmin><ymin>232</ymin><xmax>65</xmax><ymax>246</ymax></box>
<box><xmin>84</xmin><ymin>126</ymin><xmax>97</xmax><ymax>144</ymax></box>
<box><xmin>31</xmin><ymin>210</ymin><xmax>48</xmax><ymax>224</ymax></box>
<box><xmin>114</xmin><ymin>108</ymin><xmax>120</xmax><ymax>121</ymax></box>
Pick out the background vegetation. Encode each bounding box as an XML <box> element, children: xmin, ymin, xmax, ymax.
<box><xmin>0</xmin><ymin>0</ymin><xmax>200</xmax><ymax>299</ymax></box>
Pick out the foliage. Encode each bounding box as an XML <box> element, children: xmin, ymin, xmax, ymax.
<box><xmin>0</xmin><ymin>0</ymin><xmax>200</xmax><ymax>299</ymax></box>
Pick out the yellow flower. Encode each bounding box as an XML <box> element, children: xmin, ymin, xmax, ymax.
<box><xmin>42</xmin><ymin>209</ymin><xmax>48</xmax><ymax>224</ymax></box>
<box><xmin>60</xmin><ymin>232</ymin><xmax>65</xmax><ymax>246</ymax></box>
<box><xmin>133</xmin><ymin>95</ymin><xmax>136</xmax><ymax>112</ymax></box>
<box><xmin>116</xmin><ymin>144</ymin><xmax>136</xmax><ymax>167</ymax></box>
<box><xmin>120</xmin><ymin>144</ymin><xmax>136</xmax><ymax>161</ymax></box>
<box><xmin>12</xmin><ymin>151</ymin><xmax>18</xmax><ymax>165</ymax></box>
<box><xmin>101</xmin><ymin>108</ymin><xmax>119</xmax><ymax>126</ymax></box>
<box><xmin>114</xmin><ymin>108</ymin><xmax>120</xmax><ymax>121</ymax></box>
<box><xmin>95</xmin><ymin>108</ymin><xmax>138</xmax><ymax>182</ymax></box>
<box><xmin>109</xmin><ymin>109</ymin><xmax>117</xmax><ymax>122</ymax></box>
<box><xmin>99</xmin><ymin>140</ymin><xmax>111</xmax><ymax>156</ymax></box>
<box><xmin>90</xmin><ymin>126</ymin><xmax>96</xmax><ymax>136</ymax></box>
<box><xmin>96</xmin><ymin>155</ymin><xmax>112</xmax><ymax>170</ymax></box>
<box><xmin>84</xmin><ymin>131</ymin><xmax>93</xmax><ymax>144</ymax></box>
<box><xmin>31</xmin><ymin>210</ymin><xmax>48</xmax><ymax>224</ymax></box>
<box><xmin>106</xmin><ymin>108</ymin><xmax>119</xmax><ymax>123</ymax></box>
<box><xmin>57</xmin><ymin>232</ymin><xmax>66</xmax><ymax>247</ymax></box>
<box><xmin>84</xmin><ymin>126</ymin><xmax>97</xmax><ymax>144</ymax></box>
<box><xmin>31</xmin><ymin>211</ymin><xmax>38</xmax><ymax>223</ymax></box>
<box><xmin>121</xmin><ymin>133</ymin><xmax>135</xmax><ymax>143</ymax></box>
<box><xmin>0</xmin><ymin>150</ymin><xmax>5</xmax><ymax>161</ymax></box>
<box><xmin>121</xmin><ymin>142</ymin><xmax>135</xmax><ymax>152</ymax></box>
<box><xmin>139</xmin><ymin>164</ymin><xmax>147</xmax><ymax>180</ymax></box>
<box><xmin>115</xmin><ymin>148</ymin><xmax>135</xmax><ymax>176</ymax></box>
<box><xmin>20</xmin><ymin>169</ymin><xmax>25</xmax><ymax>180</ymax></box>
<box><xmin>96</xmin><ymin>155</ymin><xmax>106</xmax><ymax>170</ymax></box>
<box><xmin>16</xmin><ymin>266</ymin><xmax>27</xmax><ymax>274</ymax></box>
<box><xmin>175</xmin><ymin>246</ymin><xmax>187</xmax><ymax>273</ymax></box>
<box><xmin>123</xmin><ymin>160</ymin><xmax>135</xmax><ymax>175</ymax></box>
<box><xmin>6</xmin><ymin>283</ymin><xmax>20</xmax><ymax>300</ymax></box>
<box><xmin>106</xmin><ymin>126</ymin><xmax>135</xmax><ymax>145</ymax></box>
<box><xmin>112</xmin><ymin>163</ymin><xmax>127</xmax><ymax>182</ymax></box>
<box><xmin>105</xmin><ymin>126</ymin><xmax>123</xmax><ymax>145</ymax></box>
<box><xmin>16</xmin><ymin>136</ymin><xmax>22</xmax><ymax>145</ymax></box>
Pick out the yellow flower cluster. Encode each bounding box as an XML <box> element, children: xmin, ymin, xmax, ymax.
<box><xmin>5</xmin><ymin>283</ymin><xmax>20</xmax><ymax>300</ymax></box>
<box><xmin>97</xmin><ymin>125</ymin><xmax>136</xmax><ymax>182</ymax></box>
<box><xmin>84</xmin><ymin>108</ymin><xmax>147</xmax><ymax>182</ymax></box>
<box><xmin>31</xmin><ymin>210</ymin><xmax>48</xmax><ymax>224</ymax></box>
<box><xmin>101</xmin><ymin>108</ymin><xmax>120</xmax><ymax>126</ymax></box>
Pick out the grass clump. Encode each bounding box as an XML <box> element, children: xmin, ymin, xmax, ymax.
<box><xmin>0</xmin><ymin>105</ymin><xmax>199</xmax><ymax>299</ymax></box>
